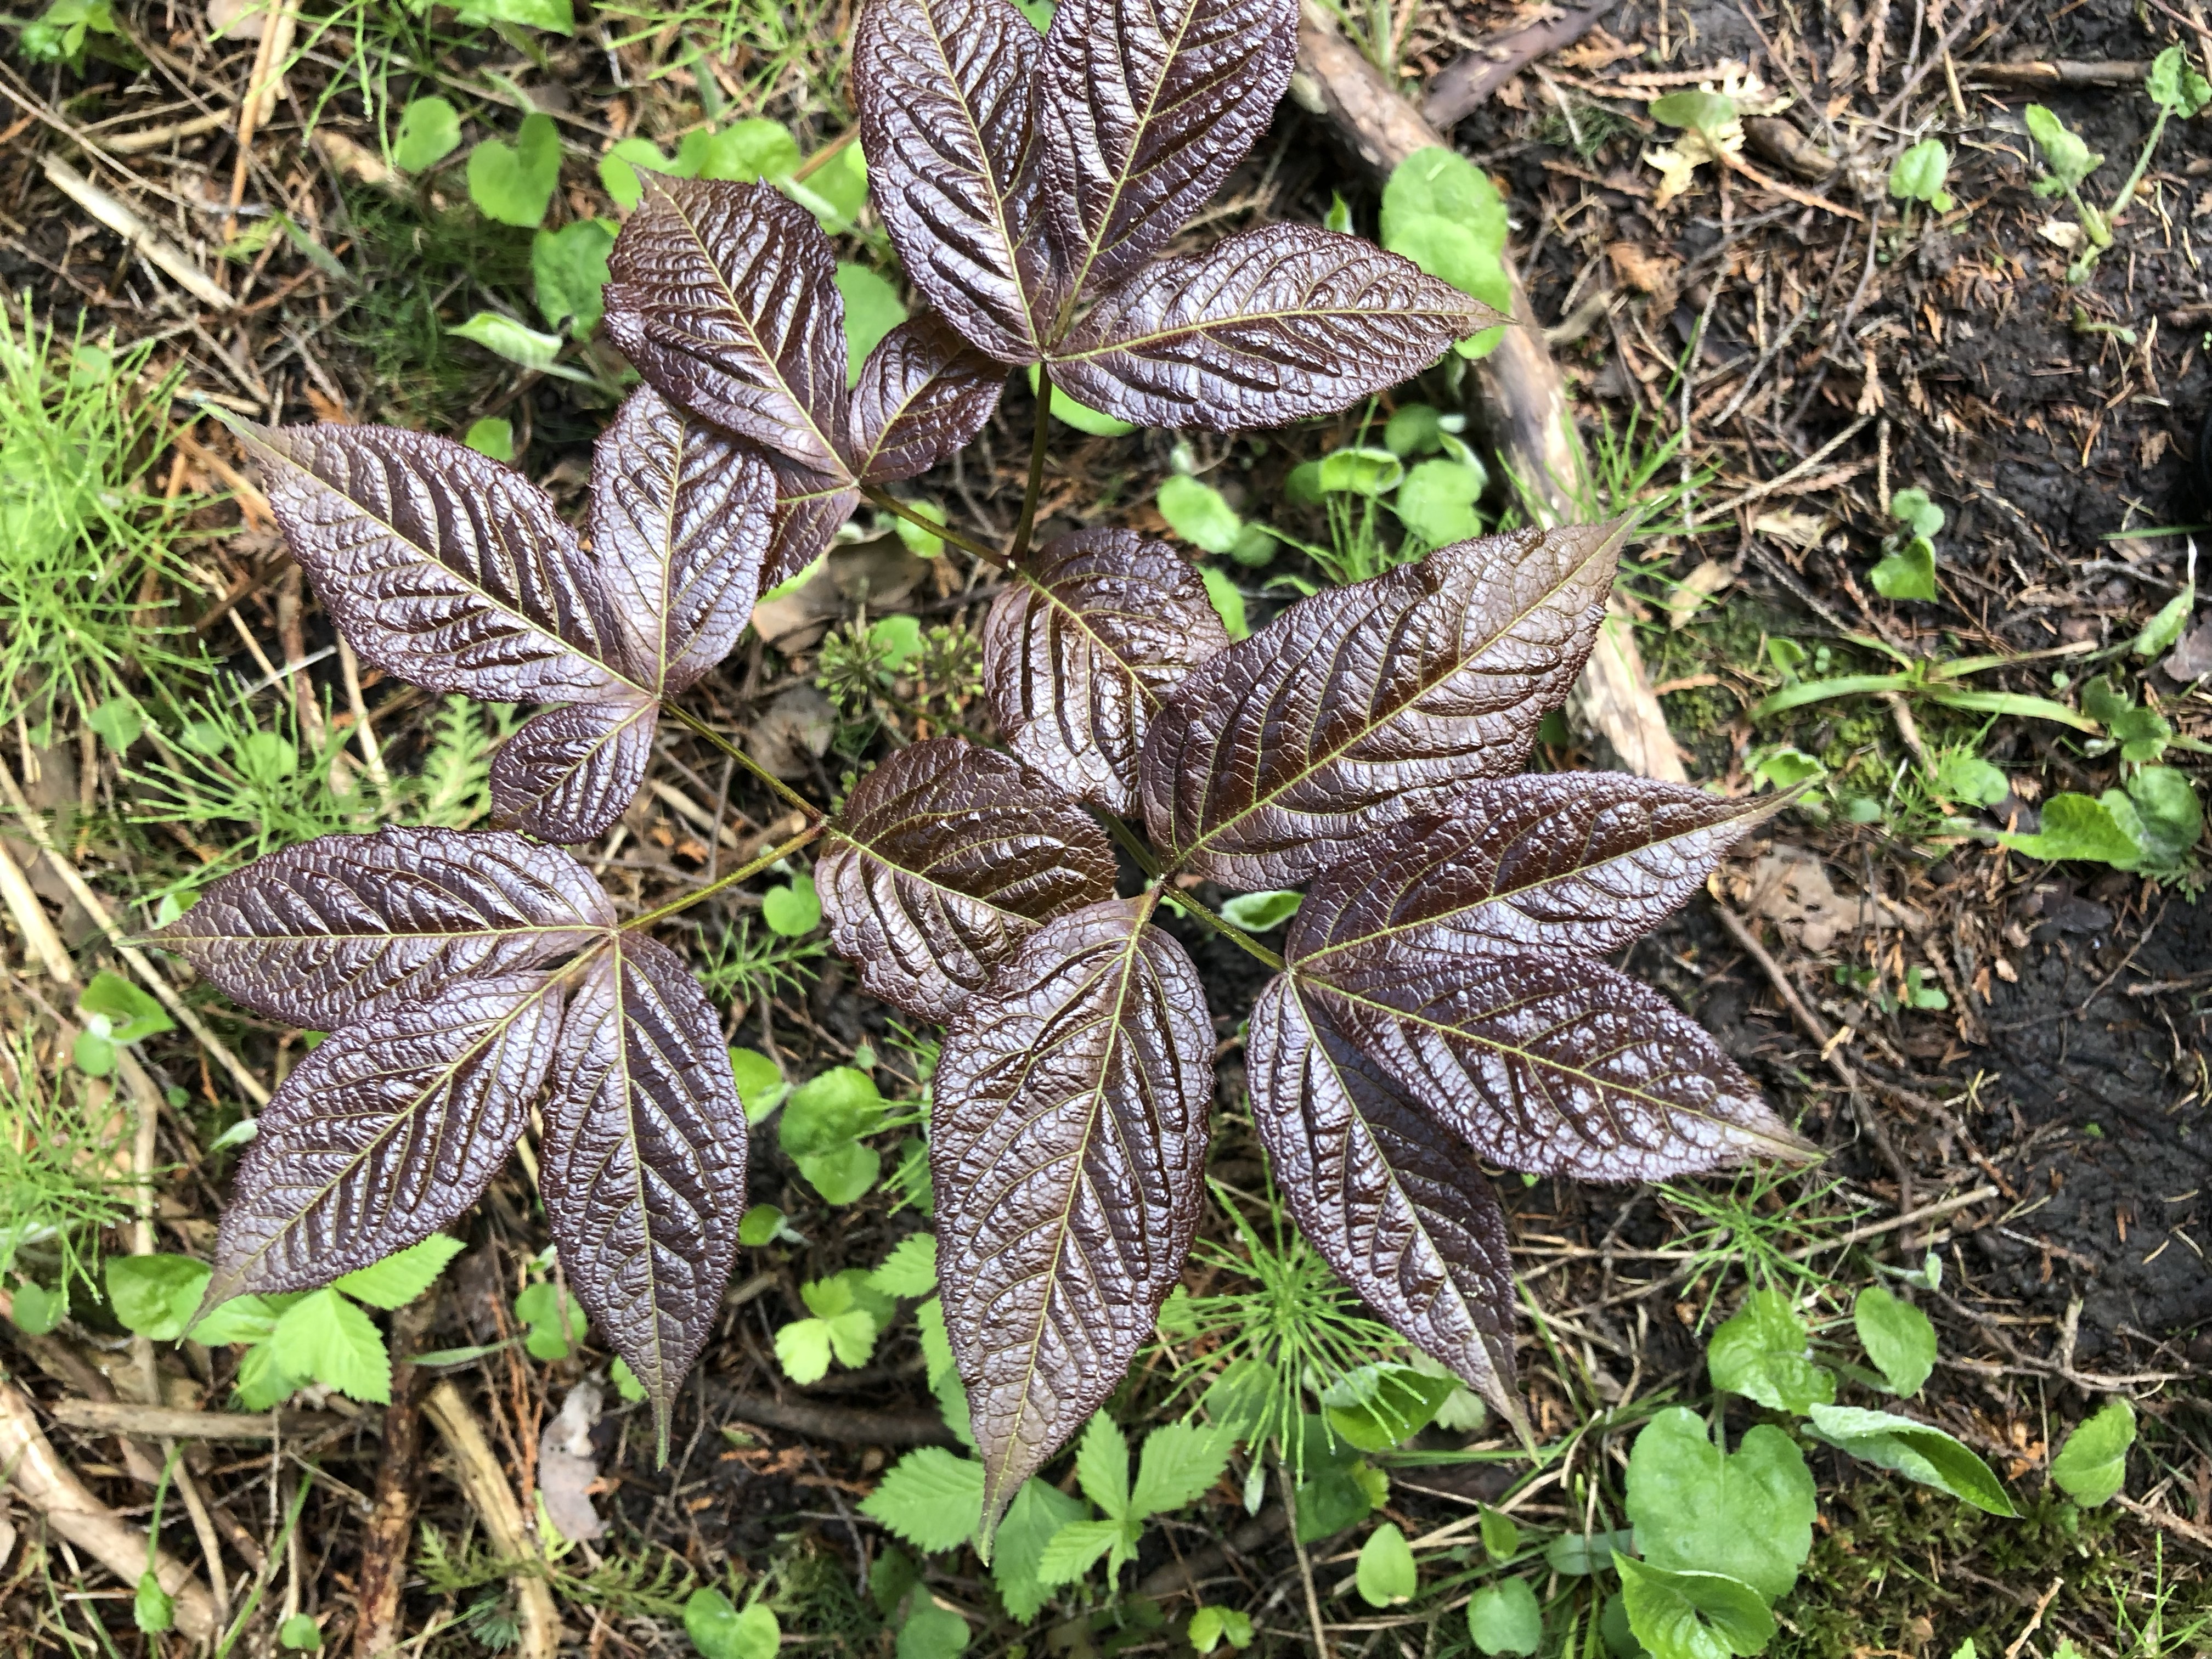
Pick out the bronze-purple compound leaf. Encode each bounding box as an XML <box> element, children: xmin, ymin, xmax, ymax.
<box><xmin>1246</xmin><ymin>977</ymin><xmax>1520</xmax><ymax>1423</ymax></box>
<box><xmin>1290</xmin><ymin>775</ymin><xmax>1782</xmax><ymax>969</ymax></box>
<box><xmin>981</xmin><ymin>528</ymin><xmax>1228</xmax><ymax>814</ymax></box>
<box><xmin>605</xmin><ymin>177</ymin><xmax>856</xmax><ymax>475</ymax></box>
<box><xmin>1036</xmin><ymin>0</ymin><xmax>1298</xmax><ymax>308</ymax></box>
<box><xmin>489</xmin><ymin>699</ymin><xmax>659</xmax><ymax>847</ymax></box>
<box><xmin>541</xmin><ymin>931</ymin><xmax>747</xmax><ymax>1449</ymax></box>
<box><xmin>816</xmin><ymin>737</ymin><xmax>1119</xmax><ymax>1022</ymax></box>
<box><xmin>202</xmin><ymin>974</ymin><xmax>567</xmax><ymax>1310</ymax></box>
<box><xmin>1048</xmin><ymin>225</ymin><xmax>1506</xmax><ymax>431</ymax></box>
<box><xmin>1142</xmin><ymin>522</ymin><xmax>1627</xmax><ymax>889</ymax></box>
<box><xmin>853</xmin><ymin>0</ymin><xmax>1056</xmax><ymax>363</ymax></box>
<box><xmin>150</xmin><ymin>827</ymin><xmax>613</xmax><ymax>1030</ymax></box>
<box><xmin>1283</xmin><ymin>952</ymin><xmax>1809</xmax><ymax>1180</ymax></box>
<box><xmin>848</xmin><ymin>319</ymin><xmax>1009</xmax><ymax>483</ymax></box>
<box><xmin>933</xmin><ymin>896</ymin><xmax>1212</xmax><ymax>1542</ymax></box>
<box><xmin>236</xmin><ymin>420</ymin><xmax>625</xmax><ymax>706</ymax></box>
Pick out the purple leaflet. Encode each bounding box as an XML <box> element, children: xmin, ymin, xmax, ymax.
<box><xmin>1142</xmin><ymin>522</ymin><xmax>1628</xmax><ymax>889</ymax></box>
<box><xmin>1247</xmin><ymin>975</ymin><xmax>1521</xmax><ymax>1423</ymax></box>
<box><xmin>148</xmin><ymin>827</ymin><xmax>613</xmax><ymax>1029</ymax></box>
<box><xmin>849</xmin><ymin>318</ymin><xmax>1009</xmax><ymax>483</ymax></box>
<box><xmin>853</xmin><ymin>0</ymin><xmax>1057</xmax><ymax>362</ymax></box>
<box><xmin>1284</xmin><ymin>951</ymin><xmax>1811</xmax><ymax>1181</ymax></box>
<box><xmin>590</xmin><ymin>386</ymin><xmax>777</xmax><ymax>693</ymax></box>
<box><xmin>1047</xmin><ymin>225</ymin><xmax>1506</xmax><ymax>431</ymax></box>
<box><xmin>202</xmin><ymin>974</ymin><xmax>565</xmax><ymax>1308</ymax></box>
<box><xmin>235</xmin><ymin>420</ymin><xmax>625</xmax><ymax>704</ymax></box>
<box><xmin>1289</xmin><ymin>775</ymin><xmax>1782</xmax><ymax>968</ymax></box>
<box><xmin>932</xmin><ymin>896</ymin><xmax>1212</xmax><ymax>1542</ymax></box>
<box><xmin>489</xmin><ymin>698</ymin><xmax>658</xmax><ymax>848</ymax></box>
<box><xmin>980</xmin><ymin>528</ymin><xmax>1228</xmax><ymax>814</ymax></box>
<box><xmin>541</xmin><ymin>931</ymin><xmax>747</xmax><ymax>1449</ymax></box>
<box><xmin>1036</xmin><ymin>0</ymin><xmax>1297</xmax><ymax>308</ymax></box>
<box><xmin>604</xmin><ymin>176</ymin><xmax>856</xmax><ymax>475</ymax></box>
<box><xmin>815</xmin><ymin>737</ymin><xmax>1119</xmax><ymax>1022</ymax></box>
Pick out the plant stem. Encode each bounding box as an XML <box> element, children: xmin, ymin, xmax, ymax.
<box><xmin>1008</xmin><ymin>365</ymin><xmax>1053</xmax><ymax>565</ymax></box>
<box><xmin>1158</xmin><ymin>887</ymin><xmax>1286</xmax><ymax>972</ymax></box>
<box><xmin>1091</xmin><ymin>807</ymin><xmax>1163</xmax><ymax>877</ymax></box>
<box><xmin>628</xmin><ymin>822</ymin><xmax>826</xmax><ymax>931</ymax></box>
<box><xmin>859</xmin><ymin>485</ymin><xmax>1006</xmax><ymax>567</ymax></box>
<box><xmin>2108</xmin><ymin>108</ymin><xmax>2170</xmax><ymax>223</ymax></box>
<box><xmin>660</xmin><ymin>700</ymin><xmax>822</xmax><ymax>821</ymax></box>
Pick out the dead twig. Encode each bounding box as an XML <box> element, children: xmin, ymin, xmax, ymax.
<box><xmin>355</xmin><ymin>1304</ymin><xmax>432</xmax><ymax>1659</ymax></box>
<box><xmin>1424</xmin><ymin>2</ymin><xmax>1610</xmax><ymax>128</ymax></box>
<box><xmin>422</xmin><ymin>1381</ymin><xmax>559</xmax><ymax>1659</ymax></box>
<box><xmin>49</xmin><ymin>1401</ymin><xmax>343</xmax><ymax>1441</ymax></box>
<box><xmin>0</xmin><ymin>1377</ymin><xmax>219</xmax><ymax>1639</ymax></box>
<box><xmin>39</xmin><ymin>157</ymin><xmax>234</xmax><ymax>313</ymax></box>
<box><xmin>723</xmin><ymin>1392</ymin><xmax>957</xmax><ymax>1447</ymax></box>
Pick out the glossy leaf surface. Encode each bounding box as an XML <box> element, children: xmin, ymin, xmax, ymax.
<box><xmin>933</xmin><ymin>898</ymin><xmax>1212</xmax><ymax>1539</ymax></box>
<box><xmin>590</xmin><ymin>386</ymin><xmax>777</xmax><ymax>692</ymax></box>
<box><xmin>240</xmin><ymin>421</ymin><xmax>624</xmax><ymax>704</ymax></box>
<box><xmin>854</xmin><ymin>0</ymin><xmax>1053</xmax><ymax>361</ymax></box>
<box><xmin>205</xmin><ymin>975</ymin><xmax>565</xmax><ymax>1307</ymax></box>
<box><xmin>605</xmin><ymin>177</ymin><xmax>855</xmax><ymax>473</ymax></box>
<box><xmin>541</xmin><ymin>932</ymin><xmax>747</xmax><ymax>1444</ymax></box>
<box><xmin>763</xmin><ymin>453</ymin><xmax>864</xmax><ymax>589</ymax></box>
<box><xmin>1037</xmin><ymin>0</ymin><xmax>1297</xmax><ymax>304</ymax></box>
<box><xmin>1285</xmin><ymin>953</ymin><xmax>1807</xmax><ymax>1180</ymax></box>
<box><xmin>488</xmin><ymin>699</ymin><xmax>658</xmax><ymax>849</ymax></box>
<box><xmin>1048</xmin><ymin>226</ymin><xmax>1504</xmax><ymax>430</ymax></box>
<box><xmin>817</xmin><ymin>737</ymin><xmax>1119</xmax><ymax>1021</ymax></box>
<box><xmin>151</xmin><ymin>827</ymin><xmax>613</xmax><ymax>1029</ymax></box>
<box><xmin>981</xmin><ymin>529</ymin><xmax>1229</xmax><ymax>812</ymax></box>
<box><xmin>848</xmin><ymin>318</ymin><xmax>1009</xmax><ymax>483</ymax></box>
<box><xmin>1247</xmin><ymin>976</ymin><xmax>1519</xmax><ymax>1420</ymax></box>
<box><xmin>1143</xmin><ymin>523</ymin><xmax>1626</xmax><ymax>888</ymax></box>
<box><xmin>1290</xmin><ymin>776</ymin><xmax>1777</xmax><ymax>968</ymax></box>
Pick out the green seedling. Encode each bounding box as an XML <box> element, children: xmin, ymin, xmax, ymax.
<box><xmin>72</xmin><ymin>969</ymin><xmax>173</xmax><ymax>1077</ymax></box>
<box><xmin>760</xmin><ymin>872</ymin><xmax>821</xmax><ymax>937</ymax></box>
<box><xmin>19</xmin><ymin>0</ymin><xmax>127</xmax><ymax>69</ymax></box>
<box><xmin>2028</xmin><ymin>47</ymin><xmax>2210</xmax><ymax>281</ymax></box>
<box><xmin>777</xmin><ymin>1065</ymin><xmax>895</xmax><ymax>1203</ymax></box>
<box><xmin>533</xmin><ymin>219</ymin><xmax>617</xmax><ymax>338</ymax></box>
<box><xmin>2000</xmin><ymin>764</ymin><xmax>2203</xmax><ymax>876</ymax></box>
<box><xmin>683</xmin><ymin>1587</ymin><xmax>780</xmax><ymax>1659</ymax></box>
<box><xmin>110</xmin><ymin>1235</ymin><xmax>464</xmax><ymax>1407</ymax></box>
<box><xmin>392</xmin><ymin>96</ymin><xmax>462</xmax><ymax>173</ymax></box>
<box><xmin>467</xmin><ymin>111</ymin><xmax>563</xmax><ymax>228</ymax></box>
<box><xmin>1156</xmin><ymin>472</ymin><xmax>1276</xmax><ymax>567</ymax></box>
<box><xmin>1888</xmin><ymin>138</ymin><xmax>1955</xmax><ymax>215</ymax></box>
<box><xmin>1032</xmin><ymin>1413</ymin><xmax>1235</xmax><ymax>1585</ymax></box>
<box><xmin>1871</xmin><ymin>487</ymin><xmax>1943</xmax><ymax>600</ymax></box>
<box><xmin>515</xmin><ymin>1278</ymin><xmax>585</xmax><ymax>1358</ymax></box>
<box><xmin>1751</xmin><ymin>633</ymin><xmax>2101</xmax><ymax>733</ymax></box>
<box><xmin>2049</xmin><ymin>1398</ymin><xmax>2134</xmax><ymax>1506</ymax></box>
<box><xmin>1380</xmin><ymin>149</ymin><xmax>1510</xmax><ymax>358</ymax></box>
<box><xmin>774</xmin><ymin>1269</ymin><xmax>895</xmax><ymax>1383</ymax></box>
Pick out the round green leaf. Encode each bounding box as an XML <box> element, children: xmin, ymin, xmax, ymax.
<box><xmin>1708</xmin><ymin>1291</ymin><xmax>1835</xmax><ymax>1414</ymax></box>
<box><xmin>1219</xmin><ymin>889</ymin><xmax>1301</xmax><ymax>933</ymax></box>
<box><xmin>600</xmin><ymin>137</ymin><xmax>676</xmax><ymax>212</ymax></box>
<box><xmin>10</xmin><ymin>1282</ymin><xmax>65</xmax><ymax>1335</ymax></box>
<box><xmin>836</xmin><ymin>262</ymin><xmax>908</xmax><ymax>385</ymax></box>
<box><xmin>761</xmin><ymin>873</ymin><xmax>822</xmax><ymax>937</ymax></box>
<box><xmin>1853</xmin><ymin>1285</ymin><xmax>1937</xmax><ymax>1396</ymax></box>
<box><xmin>393</xmin><ymin>97</ymin><xmax>461</xmax><ymax>173</ymax></box>
<box><xmin>463</xmin><ymin>417</ymin><xmax>515</xmax><ymax>462</ymax></box>
<box><xmin>1615</xmin><ymin>1556</ymin><xmax>1774</xmax><ymax>1659</ymax></box>
<box><xmin>533</xmin><ymin>219</ymin><xmax>617</xmax><ymax>338</ymax></box>
<box><xmin>1888</xmin><ymin>140</ymin><xmax>1951</xmax><ymax>208</ymax></box>
<box><xmin>1649</xmin><ymin>91</ymin><xmax>1737</xmax><ymax>135</ymax></box>
<box><xmin>684</xmin><ymin>1589</ymin><xmax>780</xmax><ymax>1659</ymax></box>
<box><xmin>2048</xmin><ymin>1398</ymin><xmax>2134</xmax><ymax>1506</ymax></box>
<box><xmin>1394</xmin><ymin>458</ymin><xmax>1483</xmax><ymax>546</ymax></box>
<box><xmin>466</xmin><ymin>112</ymin><xmax>562</xmax><ymax>228</ymax></box>
<box><xmin>1156</xmin><ymin>474</ymin><xmax>1246</xmax><ymax>556</ymax></box>
<box><xmin>1624</xmin><ymin>1408</ymin><xmax>1814</xmax><ymax>1601</ymax></box>
<box><xmin>278</xmin><ymin>1614</ymin><xmax>323</xmax><ymax>1651</ymax></box>
<box><xmin>1466</xmin><ymin>1578</ymin><xmax>1543</xmax><ymax>1656</ymax></box>
<box><xmin>1356</xmin><ymin>1521</ymin><xmax>1418</xmax><ymax>1607</ymax></box>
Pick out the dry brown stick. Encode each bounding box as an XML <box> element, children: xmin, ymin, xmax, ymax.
<box><xmin>49</xmin><ymin>1401</ymin><xmax>343</xmax><ymax>1441</ymax></box>
<box><xmin>721</xmin><ymin>1392</ymin><xmax>958</xmax><ymax>1447</ymax></box>
<box><xmin>39</xmin><ymin>157</ymin><xmax>234</xmax><ymax>313</ymax></box>
<box><xmin>0</xmin><ymin>756</ymin><xmax>273</xmax><ymax>1107</ymax></box>
<box><xmin>1962</xmin><ymin>58</ymin><xmax>2149</xmax><ymax>88</ymax></box>
<box><xmin>108</xmin><ymin>108</ymin><xmax>235</xmax><ymax>155</ymax></box>
<box><xmin>1290</xmin><ymin>4</ymin><xmax>1684</xmax><ymax>783</ymax></box>
<box><xmin>0</xmin><ymin>1376</ymin><xmax>219</xmax><ymax>1640</ymax></box>
<box><xmin>1425</xmin><ymin>1</ymin><xmax>1611</xmax><ymax>128</ymax></box>
<box><xmin>354</xmin><ymin>1304</ymin><xmax>431</xmax><ymax>1659</ymax></box>
<box><xmin>422</xmin><ymin>1381</ymin><xmax>559</xmax><ymax>1659</ymax></box>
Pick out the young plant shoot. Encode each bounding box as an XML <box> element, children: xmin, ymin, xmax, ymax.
<box><xmin>154</xmin><ymin>0</ymin><xmax>1808</xmax><ymax>1548</ymax></box>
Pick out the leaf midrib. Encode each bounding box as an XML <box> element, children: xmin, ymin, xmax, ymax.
<box><xmin>1294</xmin><ymin>813</ymin><xmax>1745</xmax><ymax>969</ymax></box>
<box><xmin>1173</xmin><ymin>535</ymin><xmax>1609</xmax><ymax>870</ymax></box>
<box><xmin>254</xmin><ymin>430</ymin><xmax>651</xmax><ymax>702</ymax></box>
<box><xmin>655</xmin><ymin>182</ymin><xmax>856</xmax><ymax>484</ymax></box>
<box><xmin>1294</xmin><ymin>972</ymin><xmax>1801</xmax><ymax>1156</ymax></box>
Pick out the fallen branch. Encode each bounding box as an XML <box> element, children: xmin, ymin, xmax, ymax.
<box><xmin>1135</xmin><ymin>1504</ymin><xmax>1289</xmax><ymax>1598</ymax></box>
<box><xmin>49</xmin><ymin>1401</ymin><xmax>344</xmax><ymax>1441</ymax></box>
<box><xmin>1964</xmin><ymin>58</ymin><xmax>2149</xmax><ymax>89</ymax></box>
<box><xmin>0</xmin><ymin>1377</ymin><xmax>218</xmax><ymax>1640</ymax></box>
<box><xmin>1425</xmin><ymin>2</ymin><xmax>1610</xmax><ymax>128</ymax></box>
<box><xmin>721</xmin><ymin>1392</ymin><xmax>957</xmax><ymax>1448</ymax></box>
<box><xmin>40</xmin><ymin>156</ymin><xmax>234</xmax><ymax>313</ymax></box>
<box><xmin>422</xmin><ymin>1381</ymin><xmax>560</xmax><ymax>1659</ymax></box>
<box><xmin>1290</xmin><ymin>5</ymin><xmax>1684</xmax><ymax>782</ymax></box>
<box><xmin>354</xmin><ymin>1305</ymin><xmax>431</xmax><ymax>1659</ymax></box>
